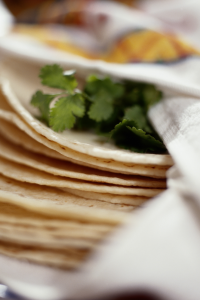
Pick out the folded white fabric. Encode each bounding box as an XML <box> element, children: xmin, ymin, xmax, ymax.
<box><xmin>70</xmin><ymin>95</ymin><xmax>200</xmax><ymax>300</ymax></box>
<box><xmin>151</xmin><ymin>95</ymin><xmax>200</xmax><ymax>198</ymax></box>
<box><xmin>73</xmin><ymin>188</ymin><xmax>200</xmax><ymax>300</ymax></box>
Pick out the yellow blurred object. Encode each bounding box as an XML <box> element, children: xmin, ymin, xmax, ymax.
<box><xmin>13</xmin><ymin>24</ymin><xmax>98</xmax><ymax>60</ymax></box>
<box><xmin>13</xmin><ymin>25</ymin><xmax>200</xmax><ymax>63</ymax></box>
<box><xmin>104</xmin><ymin>31</ymin><xmax>200</xmax><ymax>63</ymax></box>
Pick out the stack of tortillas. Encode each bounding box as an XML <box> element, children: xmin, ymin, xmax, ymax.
<box><xmin>0</xmin><ymin>57</ymin><xmax>173</xmax><ymax>269</ymax></box>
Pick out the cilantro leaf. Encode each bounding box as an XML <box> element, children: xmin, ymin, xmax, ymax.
<box><xmin>39</xmin><ymin>64</ymin><xmax>77</xmax><ymax>93</ymax></box>
<box><xmin>110</xmin><ymin>120</ymin><xmax>166</xmax><ymax>153</ymax></box>
<box><xmin>111</xmin><ymin>119</ymin><xmax>137</xmax><ymax>136</ymax></box>
<box><xmin>95</xmin><ymin>107</ymin><xmax>121</xmax><ymax>135</ymax></box>
<box><xmin>88</xmin><ymin>90</ymin><xmax>114</xmax><ymax>122</ymax></box>
<box><xmin>142</xmin><ymin>84</ymin><xmax>162</xmax><ymax>112</ymax></box>
<box><xmin>122</xmin><ymin>81</ymin><xmax>146</xmax><ymax>106</ymax></box>
<box><xmin>85</xmin><ymin>76</ymin><xmax>124</xmax><ymax>121</ymax></box>
<box><xmin>127</xmin><ymin>126</ymin><xmax>166</xmax><ymax>152</ymax></box>
<box><xmin>75</xmin><ymin>113</ymin><xmax>96</xmax><ymax>130</ymax></box>
<box><xmin>126</xmin><ymin>88</ymin><xmax>140</xmax><ymax>104</ymax></box>
<box><xmin>75</xmin><ymin>98</ymin><xmax>96</xmax><ymax>130</ymax></box>
<box><xmin>85</xmin><ymin>76</ymin><xmax>124</xmax><ymax>99</ymax></box>
<box><xmin>31</xmin><ymin>90</ymin><xmax>56</xmax><ymax>125</ymax></box>
<box><xmin>49</xmin><ymin>93</ymin><xmax>85</xmax><ymax>132</ymax></box>
<box><xmin>124</xmin><ymin>105</ymin><xmax>152</xmax><ymax>133</ymax></box>
<box><xmin>110</xmin><ymin>119</ymin><xmax>138</xmax><ymax>149</ymax></box>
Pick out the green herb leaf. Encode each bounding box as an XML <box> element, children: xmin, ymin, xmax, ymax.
<box><xmin>50</xmin><ymin>93</ymin><xmax>85</xmax><ymax>132</ymax></box>
<box><xmin>110</xmin><ymin>119</ymin><xmax>166</xmax><ymax>153</ymax></box>
<box><xmin>111</xmin><ymin>119</ymin><xmax>137</xmax><ymax>136</ymax></box>
<box><xmin>31</xmin><ymin>90</ymin><xmax>56</xmax><ymax>125</ymax></box>
<box><xmin>94</xmin><ymin>107</ymin><xmax>121</xmax><ymax>135</ymax></box>
<box><xmin>39</xmin><ymin>64</ymin><xmax>77</xmax><ymax>93</ymax></box>
<box><xmin>75</xmin><ymin>98</ymin><xmax>96</xmax><ymax>130</ymax></box>
<box><xmin>127</xmin><ymin>126</ymin><xmax>166</xmax><ymax>152</ymax></box>
<box><xmin>85</xmin><ymin>76</ymin><xmax>124</xmax><ymax>121</ymax></box>
<box><xmin>110</xmin><ymin>119</ymin><xmax>138</xmax><ymax>149</ymax></box>
<box><xmin>142</xmin><ymin>84</ymin><xmax>162</xmax><ymax>112</ymax></box>
<box><xmin>31</xmin><ymin>64</ymin><xmax>165</xmax><ymax>154</ymax></box>
<box><xmin>124</xmin><ymin>105</ymin><xmax>152</xmax><ymax>132</ymax></box>
<box><xmin>88</xmin><ymin>90</ymin><xmax>114</xmax><ymax>122</ymax></box>
<box><xmin>85</xmin><ymin>76</ymin><xmax>124</xmax><ymax>98</ymax></box>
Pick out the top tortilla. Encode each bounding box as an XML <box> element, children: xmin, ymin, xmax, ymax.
<box><xmin>0</xmin><ymin>134</ymin><xmax>166</xmax><ymax>188</ymax></box>
<box><xmin>0</xmin><ymin>110</ymin><xmax>169</xmax><ymax>177</ymax></box>
<box><xmin>0</xmin><ymin>59</ymin><xmax>173</xmax><ymax>166</ymax></box>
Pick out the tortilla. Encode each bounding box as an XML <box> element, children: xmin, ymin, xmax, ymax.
<box><xmin>62</xmin><ymin>189</ymin><xmax>149</xmax><ymax>206</ymax></box>
<box><xmin>0</xmin><ymin>135</ymin><xmax>166</xmax><ymax>188</ymax></box>
<box><xmin>0</xmin><ymin>195</ymin><xmax>123</xmax><ymax>268</ymax></box>
<box><xmin>0</xmin><ymin>223</ymin><xmax>97</xmax><ymax>249</ymax></box>
<box><xmin>0</xmin><ymin>108</ymin><xmax>169</xmax><ymax>177</ymax></box>
<box><xmin>0</xmin><ymin>201</ymin><xmax>116</xmax><ymax>266</ymax></box>
<box><xmin>0</xmin><ymin>118</ymin><xmax>70</xmax><ymax>161</ymax></box>
<box><xmin>0</xmin><ymin>200</ymin><xmax>113</xmax><ymax>228</ymax></box>
<box><xmin>0</xmin><ymin>157</ymin><xmax>164</xmax><ymax>197</ymax></box>
<box><xmin>0</xmin><ymin>88</ymin><xmax>15</xmax><ymax>111</ymax></box>
<box><xmin>0</xmin><ymin>217</ymin><xmax>111</xmax><ymax>241</ymax></box>
<box><xmin>0</xmin><ymin>202</ymin><xmax>114</xmax><ymax>235</ymax></box>
<box><xmin>0</xmin><ymin>204</ymin><xmax>116</xmax><ymax>248</ymax></box>
<box><xmin>0</xmin><ymin>241</ymin><xmax>90</xmax><ymax>269</ymax></box>
<box><xmin>0</xmin><ymin>174</ymin><xmax>133</xmax><ymax>222</ymax></box>
<box><xmin>0</xmin><ymin>59</ymin><xmax>173</xmax><ymax>167</ymax></box>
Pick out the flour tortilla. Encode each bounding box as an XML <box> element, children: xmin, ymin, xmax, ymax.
<box><xmin>0</xmin><ymin>175</ymin><xmax>131</xmax><ymax>223</ymax></box>
<box><xmin>0</xmin><ymin>89</ymin><xmax>71</xmax><ymax>160</ymax></box>
<box><xmin>0</xmin><ymin>118</ymin><xmax>70</xmax><ymax>161</ymax></box>
<box><xmin>0</xmin><ymin>241</ymin><xmax>89</xmax><ymax>269</ymax></box>
<box><xmin>0</xmin><ymin>88</ymin><xmax>14</xmax><ymax>111</ymax></box>
<box><xmin>0</xmin><ymin>157</ymin><xmax>164</xmax><ymax>197</ymax></box>
<box><xmin>0</xmin><ymin>189</ymin><xmax>125</xmax><ymax>267</ymax></box>
<box><xmin>0</xmin><ymin>220</ymin><xmax>111</xmax><ymax>242</ymax></box>
<box><xmin>0</xmin><ymin>135</ymin><xmax>166</xmax><ymax>188</ymax></box>
<box><xmin>0</xmin><ymin>201</ymin><xmax>114</xmax><ymax>233</ymax></box>
<box><xmin>0</xmin><ymin>216</ymin><xmax>114</xmax><ymax>250</ymax></box>
<box><xmin>0</xmin><ymin>216</ymin><xmax>112</xmax><ymax>239</ymax></box>
<box><xmin>62</xmin><ymin>189</ymin><xmax>149</xmax><ymax>206</ymax></box>
<box><xmin>0</xmin><ymin>202</ymin><xmax>114</xmax><ymax>251</ymax></box>
<box><xmin>0</xmin><ymin>108</ymin><xmax>169</xmax><ymax>177</ymax></box>
<box><xmin>0</xmin><ymin>59</ymin><xmax>173</xmax><ymax>166</ymax></box>
<box><xmin>0</xmin><ymin>223</ymin><xmax>97</xmax><ymax>249</ymax></box>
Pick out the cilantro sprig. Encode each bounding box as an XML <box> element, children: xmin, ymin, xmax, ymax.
<box><xmin>85</xmin><ymin>75</ymin><xmax>124</xmax><ymax>122</ymax></box>
<box><xmin>31</xmin><ymin>64</ymin><xmax>85</xmax><ymax>131</ymax></box>
<box><xmin>31</xmin><ymin>64</ymin><xmax>166</xmax><ymax>153</ymax></box>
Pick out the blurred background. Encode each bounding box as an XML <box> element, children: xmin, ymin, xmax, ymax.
<box><xmin>1</xmin><ymin>0</ymin><xmax>200</xmax><ymax>64</ymax></box>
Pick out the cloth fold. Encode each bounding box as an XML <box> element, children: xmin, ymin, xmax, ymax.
<box><xmin>70</xmin><ymin>188</ymin><xmax>200</xmax><ymax>300</ymax></box>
